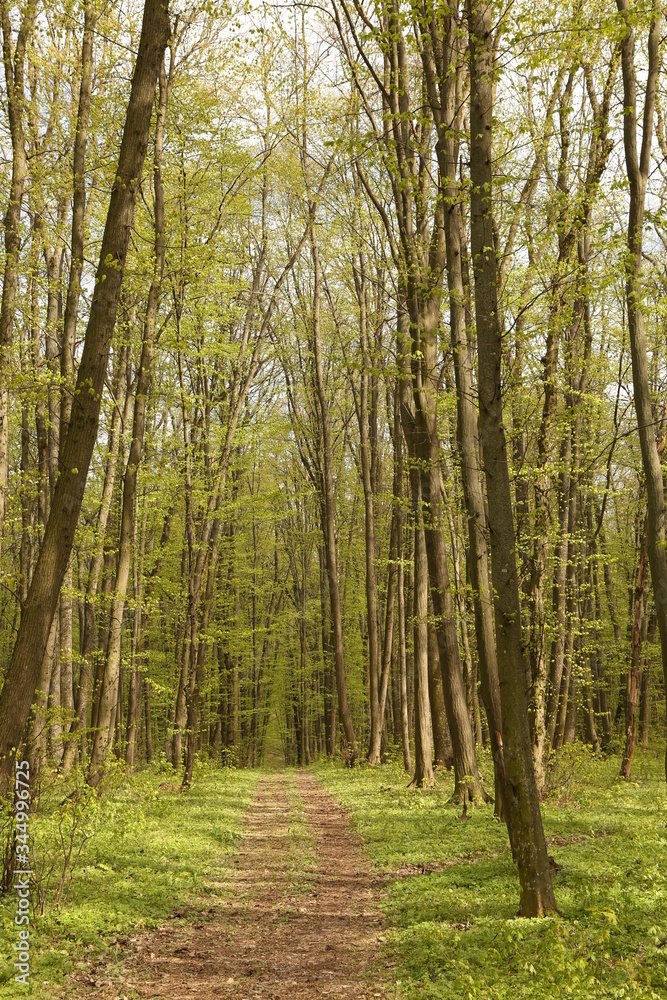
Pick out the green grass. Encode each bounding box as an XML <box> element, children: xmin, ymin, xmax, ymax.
<box><xmin>0</xmin><ymin>757</ymin><xmax>259</xmax><ymax>997</ymax></box>
<box><xmin>4</xmin><ymin>743</ymin><xmax>667</xmax><ymax>999</ymax></box>
<box><xmin>313</xmin><ymin>744</ymin><xmax>667</xmax><ymax>1000</ymax></box>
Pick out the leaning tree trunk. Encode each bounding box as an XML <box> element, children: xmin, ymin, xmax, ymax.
<box><xmin>0</xmin><ymin>0</ymin><xmax>170</xmax><ymax>796</ymax></box>
<box><xmin>88</xmin><ymin>52</ymin><xmax>169</xmax><ymax>787</ymax></box>
<box><xmin>468</xmin><ymin>0</ymin><xmax>556</xmax><ymax>916</ymax></box>
<box><xmin>617</xmin><ymin>0</ymin><xmax>667</xmax><ymax>780</ymax></box>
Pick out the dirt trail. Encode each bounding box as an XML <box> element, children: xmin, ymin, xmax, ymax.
<box><xmin>79</xmin><ymin>771</ymin><xmax>391</xmax><ymax>999</ymax></box>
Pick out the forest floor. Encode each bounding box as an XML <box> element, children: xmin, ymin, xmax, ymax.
<box><xmin>2</xmin><ymin>747</ymin><xmax>667</xmax><ymax>999</ymax></box>
<box><xmin>68</xmin><ymin>770</ymin><xmax>390</xmax><ymax>999</ymax></box>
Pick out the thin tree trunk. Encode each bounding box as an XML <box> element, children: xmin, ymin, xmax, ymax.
<box><xmin>59</xmin><ymin>562</ymin><xmax>74</xmax><ymax>742</ymax></box>
<box><xmin>410</xmin><ymin>499</ymin><xmax>433</xmax><ymax>788</ymax></box>
<box><xmin>182</xmin><ymin>520</ymin><xmax>223</xmax><ymax>786</ymax></box>
<box><xmin>0</xmin><ymin>0</ymin><xmax>36</xmax><ymax>557</ymax></box>
<box><xmin>621</xmin><ymin>510</ymin><xmax>649</xmax><ymax>777</ymax></box>
<box><xmin>639</xmin><ymin>610</ymin><xmax>655</xmax><ymax>746</ymax></box>
<box><xmin>310</xmin><ymin>225</ymin><xmax>357</xmax><ymax>761</ymax></box>
<box><xmin>397</xmin><ymin>477</ymin><xmax>411</xmax><ymax>774</ymax></box>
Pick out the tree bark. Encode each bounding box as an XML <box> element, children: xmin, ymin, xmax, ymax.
<box><xmin>310</xmin><ymin>225</ymin><xmax>358</xmax><ymax>762</ymax></box>
<box><xmin>468</xmin><ymin>0</ymin><xmax>556</xmax><ymax>916</ymax></box>
<box><xmin>410</xmin><ymin>493</ymin><xmax>433</xmax><ymax>788</ymax></box>
<box><xmin>427</xmin><ymin>616</ymin><xmax>453</xmax><ymax>769</ymax></box>
<box><xmin>354</xmin><ymin>256</ymin><xmax>382</xmax><ymax>764</ymax></box>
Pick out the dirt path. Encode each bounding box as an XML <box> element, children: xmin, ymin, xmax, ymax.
<box><xmin>80</xmin><ymin>771</ymin><xmax>391</xmax><ymax>999</ymax></box>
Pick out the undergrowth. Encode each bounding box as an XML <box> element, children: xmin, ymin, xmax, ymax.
<box><xmin>313</xmin><ymin>744</ymin><xmax>667</xmax><ymax>1000</ymax></box>
<box><xmin>0</xmin><ymin>758</ymin><xmax>259</xmax><ymax>997</ymax></box>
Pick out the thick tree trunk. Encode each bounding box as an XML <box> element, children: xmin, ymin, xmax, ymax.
<box><xmin>468</xmin><ymin>0</ymin><xmax>556</xmax><ymax>915</ymax></box>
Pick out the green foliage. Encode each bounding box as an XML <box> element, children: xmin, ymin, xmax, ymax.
<box><xmin>313</xmin><ymin>747</ymin><xmax>667</xmax><ymax>999</ymax></box>
<box><xmin>0</xmin><ymin>763</ymin><xmax>259</xmax><ymax>997</ymax></box>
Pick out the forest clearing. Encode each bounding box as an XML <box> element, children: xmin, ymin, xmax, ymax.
<box><xmin>3</xmin><ymin>0</ymin><xmax>667</xmax><ymax>995</ymax></box>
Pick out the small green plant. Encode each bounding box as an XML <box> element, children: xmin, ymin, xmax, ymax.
<box><xmin>30</xmin><ymin>774</ymin><xmax>100</xmax><ymax>916</ymax></box>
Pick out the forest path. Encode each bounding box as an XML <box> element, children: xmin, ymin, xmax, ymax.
<box><xmin>84</xmin><ymin>770</ymin><xmax>391</xmax><ymax>999</ymax></box>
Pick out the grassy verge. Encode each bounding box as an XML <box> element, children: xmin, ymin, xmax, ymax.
<box><xmin>313</xmin><ymin>745</ymin><xmax>667</xmax><ymax>1000</ymax></box>
<box><xmin>0</xmin><ymin>758</ymin><xmax>259</xmax><ymax>997</ymax></box>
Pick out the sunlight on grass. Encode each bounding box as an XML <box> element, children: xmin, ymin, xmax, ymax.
<box><xmin>313</xmin><ymin>745</ymin><xmax>667</xmax><ymax>999</ymax></box>
<box><xmin>0</xmin><ymin>760</ymin><xmax>259</xmax><ymax>997</ymax></box>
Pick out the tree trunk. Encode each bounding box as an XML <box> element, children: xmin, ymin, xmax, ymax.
<box><xmin>0</xmin><ymin>0</ymin><xmax>35</xmax><ymax>558</ymax></box>
<box><xmin>183</xmin><ymin>521</ymin><xmax>222</xmax><ymax>786</ymax></box>
<box><xmin>639</xmin><ymin>609</ymin><xmax>654</xmax><ymax>746</ymax></box>
<box><xmin>617</xmin><ymin>0</ymin><xmax>667</xmax><ymax>781</ymax></box>
<box><xmin>310</xmin><ymin>225</ymin><xmax>357</xmax><ymax>761</ymax></box>
<box><xmin>410</xmin><ymin>498</ymin><xmax>433</xmax><ymax>788</ymax></box>
<box><xmin>355</xmin><ymin>258</ymin><xmax>382</xmax><ymax>764</ymax></box>
<box><xmin>427</xmin><ymin>617</ymin><xmax>453</xmax><ymax>769</ymax></box>
<box><xmin>468</xmin><ymin>0</ymin><xmax>556</xmax><ymax>915</ymax></box>
<box><xmin>397</xmin><ymin>474</ymin><xmax>412</xmax><ymax>774</ymax></box>
<box><xmin>62</xmin><ymin>350</ymin><xmax>130</xmax><ymax>775</ymax></box>
<box><xmin>59</xmin><ymin>561</ymin><xmax>74</xmax><ymax>741</ymax></box>
<box><xmin>622</xmin><ymin>511</ymin><xmax>649</xmax><ymax>777</ymax></box>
